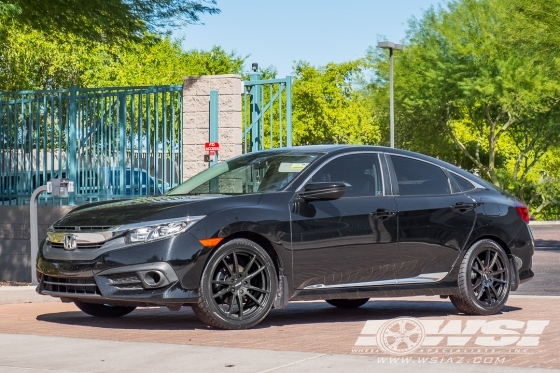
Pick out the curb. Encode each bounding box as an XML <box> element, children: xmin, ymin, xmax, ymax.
<box><xmin>0</xmin><ymin>286</ymin><xmax>58</xmax><ymax>305</ymax></box>
<box><xmin>530</xmin><ymin>221</ymin><xmax>560</xmax><ymax>226</ymax></box>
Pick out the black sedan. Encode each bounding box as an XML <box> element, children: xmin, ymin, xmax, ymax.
<box><xmin>37</xmin><ymin>145</ymin><xmax>534</xmax><ymax>329</ymax></box>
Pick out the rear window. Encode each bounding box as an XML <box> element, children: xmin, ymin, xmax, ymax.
<box><xmin>449</xmin><ymin>172</ymin><xmax>475</xmax><ymax>192</ymax></box>
<box><xmin>390</xmin><ymin>155</ymin><xmax>451</xmax><ymax>196</ymax></box>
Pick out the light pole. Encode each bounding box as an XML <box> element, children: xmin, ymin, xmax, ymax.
<box><xmin>378</xmin><ymin>41</ymin><xmax>403</xmax><ymax>148</ymax></box>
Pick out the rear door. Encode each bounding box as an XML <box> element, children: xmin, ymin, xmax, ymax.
<box><xmin>387</xmin><ymin>154</ymin><xmax>476</xmax><ymax>282</ymax></box>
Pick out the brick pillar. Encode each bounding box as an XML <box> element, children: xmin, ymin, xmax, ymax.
<box><xmin>182</xmin><ymin>75</ymin><xmax>243</xmax><ymax>181</ymax></box>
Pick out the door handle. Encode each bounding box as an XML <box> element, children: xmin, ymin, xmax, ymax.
<box><xmin>451</xmin><ymin>202</ymin><xmax>476</xmax><ymax>212</ymax></box>
<box><xmin>372</xmin><ymin>209</ymin><xmax>396</xmax><ymax>220</ymax></box>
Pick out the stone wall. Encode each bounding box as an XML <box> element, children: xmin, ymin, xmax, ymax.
<box><xmin>182</xmin><ymin>75</ymin><xmax>243</xmax><ymax>180</ymax></box>
<box><xmin>0</xmin><ymin>206</ymin><xmax>75</xmax><ymax>281</ymax></box>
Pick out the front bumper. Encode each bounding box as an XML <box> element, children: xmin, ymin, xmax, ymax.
<box><xmin>36</xmin><ymin>232</ymin><xmax>208</xmax><ymax>306</ymax></box>
<box><xmin>37</xmin><ymin>262</ymin><xmax>199</xmax><ymax>307</ymax></box>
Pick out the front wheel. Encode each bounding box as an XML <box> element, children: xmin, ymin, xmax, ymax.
<box><xmin>74</xmin><ymin>301</ymin><xmax>136</xmax><ymax>318</ymax></box>
<box><xmin>450</xmin><ymin>239</ymin><xmax>511</xmax><ymax>315</ymax></box>
<box><xmin>192</xmin><ymin>238</ymin><xmax>278</xmax><ymax>330</ymax></box>
<box><xmin>325</xmin><ymin>298</ymin><xmax>369</xmax><ymax>308</ymax></box>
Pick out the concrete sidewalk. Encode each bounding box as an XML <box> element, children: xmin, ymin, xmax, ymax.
<box><xmin>0</xmin><ymin>285</ymin><xmax>57</xmax><ymax>305</ymax></box>
<box><xmin>0</xmin><ymin>333</ymin><xmax>558</xmax><ymax>373</ymax></box>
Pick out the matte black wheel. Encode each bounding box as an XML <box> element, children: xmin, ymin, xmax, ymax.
<box><xmin>325</xmin><ymin>298</ymin><xmax>369</xmax><ymax>308</ymax></box>
<box><xmin>74</xmin><ymin>301</ymin><xmax>136</xmax><ymax>318</ymax></box>
<box><xmin>192</xmin><ymin>238</ymin><xmax>278</xmax><ymax>330</ymax></box>
<box><xmin>450</xmin><ymin>239</ymin><xmax>511</xmax><ymax>315</ymax></box>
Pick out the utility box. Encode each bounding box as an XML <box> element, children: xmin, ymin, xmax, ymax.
<box><xmin>47</xmin><ymin>178</ymin><xmax>75</xmax><ymax>197</ymax></box>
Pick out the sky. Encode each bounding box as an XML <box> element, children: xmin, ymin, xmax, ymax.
<box><xmin>174</xmin><ymin>0</ymin><xmax>447</xmax><ymax>77</ymax></box>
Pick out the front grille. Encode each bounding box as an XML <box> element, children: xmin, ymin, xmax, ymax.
<box><xmin>52</xmin><ymin>226</ymin><xmax>112</xmax><ymax>232</ymax></box>
<box><xmin>40</xmin><ymin>273</ymin><xmax>101</xmax><ymax>296</ymax></box>
<box><xmin>50</xmin><ymin>242</ymin><xmax>104</xmax><ymax>250</ymax></box>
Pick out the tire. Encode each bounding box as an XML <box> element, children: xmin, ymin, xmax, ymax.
<box><xmin>449</xmin><ymin>239</ymin><xmax>511</xmax><ymax>315</ymax></box>
<box><xmin>192</xmin><ymin>238</ymin><xmax>278</xmax><ymax>330</ymax></box>
<box><xmin>325</xmin><ymin>298</ymin><xmax>369</xmax><ymax>308</ymax></box>
<box><xmin>74</xmin><ymin>301</ymin><xmax>136</xmax><ymax>318</ymax></box>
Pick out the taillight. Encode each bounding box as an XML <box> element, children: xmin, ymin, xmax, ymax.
<box><xmin>514</xmin><ymin>200</ymin><xmax>530</xmax><ymax>224</ymax></box>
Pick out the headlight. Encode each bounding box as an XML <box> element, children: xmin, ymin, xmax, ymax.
<box><xmin>124</xmin><ymin>216</ymin><xmax>205</xmax><ymax>243</ymax></box>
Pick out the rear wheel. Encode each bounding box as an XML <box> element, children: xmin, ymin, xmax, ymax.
<box><xmin>74</xmin><ymin>301</ymin><xmax>136</xmax><ymax>318</ymax></box>
<box><xmin>325</xmin><ymin>298</ymin><xmax>369</xmax><ymax>308</ymax></box>
<box><xmin>450</xmin><ymin>239</ymin><xmax>511</xmax><ymax>315</ymax></box>
<box><xmin>192</xmin><ymin>238</ymin><xmax>278</xmax><ymax>330</ymax></box>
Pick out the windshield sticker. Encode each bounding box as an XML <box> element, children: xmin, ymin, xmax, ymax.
<box><xmin>278</xmin><ymin>163</ymin><xmax>309</xmax><ymax>173</ymax></box>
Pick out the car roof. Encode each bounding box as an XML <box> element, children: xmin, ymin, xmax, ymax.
<box><xmin>253</xmin><ymin>145</ymin><xmax>495</xmax><ymax>190</ymax></box>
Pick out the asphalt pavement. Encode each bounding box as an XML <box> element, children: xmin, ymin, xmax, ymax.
<box><xmin>517</xmin><ymin>225</ymin><xmax>560</xmax><ymax>296</ymax></box>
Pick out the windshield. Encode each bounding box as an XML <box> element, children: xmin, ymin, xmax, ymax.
<box><xmin>168</xmin><ymin>151</ymin><xmax>323</xmax><ymax>196</ymax></box>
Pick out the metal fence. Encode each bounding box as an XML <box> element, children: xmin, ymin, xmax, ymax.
<box><xmin>242</xmin><ymin>75</ymin><xmax>292</xmax><ymax>153</ymax></box>
<box><xmin>0</xmin><ymin>85</ymin><xmax>183</xmax><ymax>205</ymax></box>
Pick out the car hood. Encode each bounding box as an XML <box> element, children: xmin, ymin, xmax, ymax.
<box><xmin>53</xmin><ymin>194</ymin><xmax>263</xmax><ymax>228</ymax></box>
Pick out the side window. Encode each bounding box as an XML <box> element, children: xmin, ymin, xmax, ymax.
<box><xmin>390</xmin><ymin>156</ymin><xmax>451</xmax><ymax>196</ymax></box>
<box><xmin>449</xmin><ymin>172</ymin><xmax>475</xmax><ymax>192</ymax></box>
<box><xmin>311</xmin><ymin>154</ymin><xmax>383</xmax><ymax>197</ymax></box>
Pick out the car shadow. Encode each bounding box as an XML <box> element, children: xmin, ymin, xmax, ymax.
<box><xmin>36</xmin><ymin>299</ymin><xmax>523</xmax><ymax>331</ymax></box>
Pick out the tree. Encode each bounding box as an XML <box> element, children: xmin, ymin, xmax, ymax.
<box><xmin>366</xmin><ymin>0</ymin><xmax>560</xmax><ymax>206</ymax></box>
<box><xmin>292</xmin><ymin>60</ymin><xmax>381</xmax><ymax>146</ymax></box>
<box><xmin>0</xmin><ymin>0</ymin><xmax>219</xmax><ymax>42</ymax></box>
<box><xmin>505</xmin><ymin>0</ymin><xmax>560</xmax><ymax>59</ymax></box>
<box><xmin>0</xmin><ymin>21</ymin><xmax>245</xmax><ymax>91</ymax></box>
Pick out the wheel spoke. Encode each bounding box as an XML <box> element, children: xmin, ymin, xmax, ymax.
<box><xmin>385</xmin><ymin>330</ymin><xmax>402</xmax><ymax>338</ymax></box>
<box><xmin>398</xmin><ymin>320</ymin><xmax>407</xmax><ymax>334</ymax></box>
<box><xmin>476</xmin><ymin>288</ymin><xmax>484</xmax><ymax>300</ymax></box>
<box><xmin>475</xmin><ymin>257</ymin><xmax>486</xmax><ymax>271</ymax></box>
<box><xmin>492</xmin><ymin>268</ymin><xmax>506</xmax><ymax>275</ymax></box>
<box><xmin>403</xmin><ymin>336</ymin><xmax>416</xmax><ymax>349</ymax></box>
<box><xmin>242</xmin><ymin>255</ymin><xmax>257</xmax><ymax>276</ymax></box>
<box><xmin>472</xmin><ymin>278</ymin><xmax>483</xmax><ymax>292</ymax></box>
<box><xmin>489</xmin><ymin>285</ymin><xmax>499</xmax><ymax>299</ymax></box>
<box><xmin>484</xmin><ymin>287</ymin><xmax>492</xmax><ymax>303</ymax></box>
<box><xmin>246</xmin><ymin>265</ymin><xmax>266</xmax><ymax>280</ymax></box>
<box><xmin>222</xmin><ymin>259</ymin><xmax>233</xmax><ymax>277</ymax></box>
<box><xmin>233</xmin><ymin>252</ymin><xmax>239</xmax><ymax>276</ymax></box>
<box><xmin>246</xmin><ymin>285</ymin><xmax>269</xmax><ymax>294</ymax></box>
<box><xmin>213</xmin><ymin>287</ymin><xmax>231</xmax><ymax>298</ymax></box>
<box><xmin>246</xmin><ymin>292</ymin><xmax>263</xmax><ymax>307</ymax></box>
<box><xmin>472</xmin><ymin>266</ymin><xmax>483</xmax><ymax>275</ymax></box>
<box><xmin>488</xmin><ymin>251</ymin><xmax>499</xmax><ymax>269</ymax></box>
<box><xmin>492</xmin><ymin>278</ymin><xmax>507</xmax><ymax>284</ymax></box>
<box><xmin>227</xmin><ymin>295</ymin><xmax>237</xmax><ymax>314</ymax></box>
<box><xmin>485</xmin><ymin>249</ymin><xmax>492</xmax><ymax>268</ymax></box>
<box><xmin>238</xmin><ymin>294</ymin><xmax>244</xmax><ymax>319</ymax></box>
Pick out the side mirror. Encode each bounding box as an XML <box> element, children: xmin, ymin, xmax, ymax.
<box><xmin>299</xmin><ymin>182</ymin><xmax>346</xmax><ymax>201</ymax></box>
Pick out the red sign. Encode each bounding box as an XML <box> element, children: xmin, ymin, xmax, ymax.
<box><xmin>204</xmin><ymin>142</ymin><xmax>220</xmax><ymax>151</ymax></box>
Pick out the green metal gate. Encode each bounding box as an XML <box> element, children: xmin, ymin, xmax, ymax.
<box><xmin>242</xmin><ymin>74</ymin><xmax>292</xmax><ymax>153</ymax></box>
<box><xmin>0</xmin><ymin>85</ymin><xmax>183</xmax><ymax>205</ymax></box>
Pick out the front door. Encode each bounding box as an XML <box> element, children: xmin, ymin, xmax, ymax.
<box><xmin>291</xmin><ymin>153</ymin><xmax>399</xmax><ymax>289</ymax></box>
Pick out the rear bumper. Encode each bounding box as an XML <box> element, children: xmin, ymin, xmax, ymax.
<box><xmin>519</xmin><ymin>268</ymin><xmax>534</xmax><ymax>284</ymax></box>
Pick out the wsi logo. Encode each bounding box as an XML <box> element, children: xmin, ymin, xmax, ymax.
<box><xmin>355</xmin><ymin>317</ymin><xmax>550</xmax><ymax>355</ymax></box>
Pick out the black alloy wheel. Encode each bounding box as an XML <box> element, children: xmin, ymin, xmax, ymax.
<box><xmin>192</xmin><ymin>238</ymin><xmax>278</xmax><ymax>330</ymax></box>
<box><xmin>450</xmin><ymin>239</ymin><xmax>511</xmax><ymax>315</ymax></box>
<box><xmin>325</xmin><ymin>298</ymin><xmax>369</xmax><ymax>308</ymax></box>
<box><xmin>74</xmin><ymin>301</ymin><xmax>136</xmax><ymax>317</ymax></box>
